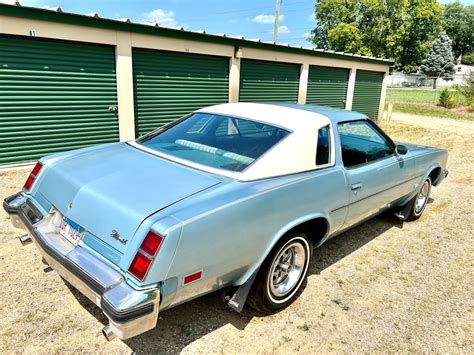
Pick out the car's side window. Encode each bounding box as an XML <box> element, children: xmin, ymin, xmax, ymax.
<box><xmin>316</xmin><ymin>125</ymin><xmax>331</xmax><ymax>166</ymax></box>
<box><xmin>338</xmin><ymin>120</ymin><xmax>394</xmax><ymax>168</ymax></box>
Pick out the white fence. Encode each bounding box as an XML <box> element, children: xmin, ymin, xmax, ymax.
<box><xmin>388</xmin><ymin>73</ymin><xmax>471</xmax><ymax>88</ymax></box>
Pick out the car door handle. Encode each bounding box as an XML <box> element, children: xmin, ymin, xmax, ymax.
<box><xmin>350</xmin><ymin>183</ymin><xmax>362</xmax><ymax>191</ymax></box>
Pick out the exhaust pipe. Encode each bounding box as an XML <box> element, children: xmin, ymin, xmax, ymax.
<box><xmin>102</xmin><ymin>325</ymin><xmax>116</xmax><ymax>341</ymax></box>
<box><xmin>19</xmin><ymin>234</ymin><xmax>32</xmax><ymax>246</ymax></box>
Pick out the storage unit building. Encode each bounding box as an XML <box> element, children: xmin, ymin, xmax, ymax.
<box><xmin>351</xmin><ymin>70</ymin><xmax>384</xmax><ymax>120</ymax></box>
<box><xmin>0</xmin><ymin>3</ymin><xmax>392</xmax><ymax>167</ymax></box>
<box><xmin>132</xmin><ymin>49</ymin><xmax>229</xmax><ymax>136</ymax></box>
<box><xmin>0</xmin><ymin>35</ymin><xmax>119</xmax><ymax>165</ymax></box>
<box><xmin>239</xmin><ymin>59</ymin><xmax>300</xmax><ymax>103</ymax></box>
<box><xmin>306</xmin><ymin>66</ymin><xmax>349</xmax><ymax>109</ymax></box>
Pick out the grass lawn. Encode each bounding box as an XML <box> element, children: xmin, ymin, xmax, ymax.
<box><xmin>386</xmin><ymin>87</ymin><xmax>473</xmax><ymax>121</ymax></box>
<box><xmin>387</xmin><ymin>88</ymin><xmax>467</xmax><ymax>105</ymax></box>
<box><xmin>387</xmin><ymin>102</ymin><xmax>474</xmax><ymax>121</ymax></box>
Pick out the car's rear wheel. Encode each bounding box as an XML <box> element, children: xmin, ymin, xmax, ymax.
<box><xmin>248</xmin><ymin>232</ymin><xmax>312</xmax><ymax>313</ymax></box>
<box><xmin>406</xmin><ymin>178</ymin><xmax>432</xmax><ymax>221</ymax></box>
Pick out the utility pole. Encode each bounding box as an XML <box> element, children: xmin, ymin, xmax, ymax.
<box><xmin>274</xmin><ymin>0</ymin><xmax>281</xmax><ymax>43</ymax></box>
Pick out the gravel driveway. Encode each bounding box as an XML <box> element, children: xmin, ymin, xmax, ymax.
<box><xmin>0</xmin><ymin>114</ymin><xmax>472</xmax><ymax>353</ymax></box>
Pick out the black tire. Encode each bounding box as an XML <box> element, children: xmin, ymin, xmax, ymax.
<box><xmin>248</xmin><ymin>232</ymin><xmax>313</xmax><ymax>314</ymax></box>
<box><xmin>406</xmin><ymin>177</ymin><xmax>432</xmax><ymax>221</ymax></box>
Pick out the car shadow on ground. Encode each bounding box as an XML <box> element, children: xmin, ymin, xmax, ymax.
<box><xmin>69</xmin><ymin>211</ymin><xmax>404</xmax><ymax>352</ymax></box>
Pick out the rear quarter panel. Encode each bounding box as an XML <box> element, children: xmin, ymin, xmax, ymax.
<box><xmin>159</xmin><ymin>167</ymin><xmax>349</xmax><ymax>308</ymax></box>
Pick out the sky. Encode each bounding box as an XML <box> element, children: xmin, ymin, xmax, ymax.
<box><xmin>1</xmin><ymin>0</ymin><xmax>473</xmax><ymax>47</ymax></box>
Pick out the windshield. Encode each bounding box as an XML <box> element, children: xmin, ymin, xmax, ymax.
<box><xmin>137</xmin><ymin>113</ymin><xmax>290</xmax><ymax>172</ymax></box>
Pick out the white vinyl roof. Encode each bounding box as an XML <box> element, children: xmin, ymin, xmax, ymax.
<box><xmin>198</xmin><ymin>103</ymin><xmax>332</xmax><ymax>133</ymax></box>
<box><xmin>133</xmin><ymin>103</ymin><xmax>336</xmax><ymax>181</ymax></box>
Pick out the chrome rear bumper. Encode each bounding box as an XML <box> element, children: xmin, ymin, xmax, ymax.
<box><xmin>3</xmin><ymin>192</ymin><xmax>160</xmax><ymax>340</ymax></box>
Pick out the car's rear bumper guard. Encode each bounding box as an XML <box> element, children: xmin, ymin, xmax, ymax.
<box><xmin>3</xmin><ymin>192</ymin><xmax>160</xmax><ymax>340</ymax></box>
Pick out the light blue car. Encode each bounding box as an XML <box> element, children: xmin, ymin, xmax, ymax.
<box><xmin>4</xmin><ymin>103</ymin><xmax>448</xmax><ymax>340</ymax></box>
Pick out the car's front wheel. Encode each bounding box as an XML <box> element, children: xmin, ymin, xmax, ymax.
<box><xmin>406</xmin><ymin>177</ymin><xmax>432</xmax><ymax>221</ymax></box>
<box><xmin>248</xmin><ymin>232</ymin><xmax>312</xmax><ymax>313</ymax></box>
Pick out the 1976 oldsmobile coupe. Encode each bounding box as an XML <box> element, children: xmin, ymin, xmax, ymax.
<box><xmin>4</xmin><ymin>103</ymin><xmax>448</xmax><ymax>340</ymax></box>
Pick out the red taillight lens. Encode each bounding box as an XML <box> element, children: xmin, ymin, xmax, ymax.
<box><xmin>31</xmin><ymin>162</ymin><xmax>43</xmax><ymax>176</ymax></box>
<box><xmin>128</xmin><ymin>231</ymin><xmax>164</xmax><ymax>281</ymax></box>
<box><xmin>23</xmin><ymin>162</ymin><xmax>43</xmax><ymax>191</ymax></box>
<box><xmin>23</xmin><ymin>176</ymin><xmax>36</xmax><ymax>191</ymax></box>
<box><xmin>140</xmin><ymin>231</ymin><xmax>163</xmax><ymax>256</ymax></box>
<box><xmin>128</xmin><ymin>252</ymin><xmax>151</xmax><ymax>281</ymax></box>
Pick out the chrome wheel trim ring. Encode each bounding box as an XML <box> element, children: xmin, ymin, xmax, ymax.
<box><xmin>266</xmin><ymin>237</ymin><xmax>310</xmax><ymax>304</ymax></box>
<box><xmin>415</xmin><ymin>180</ymin><xmax>431</xmax><ymax>215</ymax></box>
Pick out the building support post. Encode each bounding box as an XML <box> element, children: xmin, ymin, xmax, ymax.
<box><xmin>298</xmin><ymin>62</ymin><xmax>309</xmax><ymax>104</ymax></box>
<box><xmin>378</xmin><ymin>70</ymin><xmax>390</xmax><ymax>120</ymax></box>
<box><xmin>345</xmin><ymin>67</ymin><xmax>357</xmax><ymax>110</ymax></box>
<box><xmin>115</xmin><ymin>32</ymin><xmax>136</xmax><ymax>140</ymax></box>
<box><xmin>229</xmin><ymin>55</ymin><xmax>241</xmax><ymax>103</ymax></box>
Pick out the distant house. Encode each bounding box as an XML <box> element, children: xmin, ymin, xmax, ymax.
<box><xmin>438</xmin><ymin>64</ymin><xmax>473</xmax><ymax>87</ymax></box>
<box><xmin>389</xmin><ymin>64</ymin><xmax>473</xmax><ymax>88</ymax></box>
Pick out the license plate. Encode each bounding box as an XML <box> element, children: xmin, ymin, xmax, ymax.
<box><xmin>59</xmin><ymin>216</ymin><xmax>85</xmax><ymax>246</ymax></box>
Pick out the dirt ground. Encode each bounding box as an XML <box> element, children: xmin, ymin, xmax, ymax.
<box><xmin>0</xmin><ymin>113</ymin><xmax>472</xmax><ymax>354</ymax></box>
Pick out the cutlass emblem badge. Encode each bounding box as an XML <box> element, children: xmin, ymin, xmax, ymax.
<box><xmin>111</xmin><ymin>229</ymin><xmax>127</xmax><ymax>244</ymax></box>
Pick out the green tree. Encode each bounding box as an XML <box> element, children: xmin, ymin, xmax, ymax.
<box><xmin>327</xmin><ymin>23</ymin><xmax>364</xmax><ymax>54</ymax></box>
<box><xmin>420</xmin><ymin>32</ymin><xmax>456</xmax><ymax>89</ymax></box>
<box><xmin>309</xmin><ymin>0</ymin><xmax>444</xmax><ymax>72</ymax></box>
<box><xmin>462</xmin><ymin>53</ymin><xmax>474</xmax><ymax>66</ymax></box>
<box><xmin>444</xmin><ymin>1</ymin><xmax>474</xmax><ymax>57</ymax></box>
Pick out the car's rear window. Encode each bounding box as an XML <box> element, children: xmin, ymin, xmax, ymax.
<box><xmin>137</xmin><ymin>113</ymin><xmax>290</xmax><ymax>172</ymax></box>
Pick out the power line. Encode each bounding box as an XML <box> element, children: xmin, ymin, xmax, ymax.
<box><xmin>176</xmin><ymin>3</ymin><xmax>312</xmax><ymax>24</ymax></box>
<box><xmin>240</xmin><ymin>26</ymin><xmax>313</xmax><ymax>36</ymax></box>
<box><xmin>209</xmin><ymin>0</ymin><xmax>306</xmax><ymax>15</ymax></box>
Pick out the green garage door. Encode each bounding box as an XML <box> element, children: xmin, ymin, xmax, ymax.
<box><xmin>352</xmin><ymin>70</ymin><xmax>384</xmax><ymax>119</ymax></box>
<box><xmin>0</xmin><ymin>36</ymin><xmax>119</xmax><ymax>166</ymax></box>
<box><xmin>239</xmin><ymin>59</ymin><xmax>300</xmax><ymax>102</ymax></box>
<box><xmin>307</xmin><ymin>66</ymin><xmax>349</xmax><ymax>109</ymax></box>
<box><xmin>133</xmin><ymin>49</ymin><xmax>229</xmax><ymax>136</ymax></box>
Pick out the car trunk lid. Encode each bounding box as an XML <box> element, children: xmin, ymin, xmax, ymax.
<box><xmin>37</xmin><ymin>143</ymin><xmax>221</xmax><ymax>254</ymax></box>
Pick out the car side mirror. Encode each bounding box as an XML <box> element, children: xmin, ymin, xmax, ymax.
<box><xmin>395</xmin><ymin>144</ymin><xmax>408</xmax><ymax>155</ymax></box>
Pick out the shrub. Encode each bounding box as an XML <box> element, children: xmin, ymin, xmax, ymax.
<box><xmin>462</xmin><ymin>53</ymin><xmax>474</xmax><ymax>66</ymax></box>
<box><xmin>439</xmin><ymin>88</ymin><xmax>456</xmax><ymax>108</ymax></box>
<box><xmin>456</xmin><ymin>72</ymin><xmax>474</xmax><ymax>106</ymax></box>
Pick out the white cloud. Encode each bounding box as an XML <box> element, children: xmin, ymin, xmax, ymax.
<box><xmin>252</xmin><ymin>14</ymin><xmax>284</xmax><ymax>24</ymax></box>
<box><xmin>278</xmin><ymin>25</ymin><xmax>290</xmax><ymax>34</ymax></box>
<box><xmin>0</xmin><ymin>0</ymin><xmax>18</xmax><ymax>4</ymax></box>
<box><xmin>42</xmin><ymin>5</ymin><xmax>59</xmax><ymax>10</ymax></box>
<box><xmin>142</xmin><ymin>8</ymin><xmax>179</xmax><ymax>28</ymax></box>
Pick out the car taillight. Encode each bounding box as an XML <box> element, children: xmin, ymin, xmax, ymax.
<box><xmin>128</xmin><ymin>231</ymin><xmax>164</xmax><ymax>281</ymax></box>
<box><xmin>23</xmin><ymin>162</ymin><xmax>43</xmax><ymax>191</ymax></box>
<box><xmin>128</xmin><ymin>253</ymin><xmax>152</xmax><ymax>281</ymax></box>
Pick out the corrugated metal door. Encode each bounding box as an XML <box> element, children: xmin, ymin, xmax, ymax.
<box><xmin>0</xmin><ymin>36</ymin><xmax>119</xmax><ymax>166</ymax></box>
<box><xmin>133</xmin><ymin>49</ymin><xmax>229</xmax><ymax>136</ymax></box>
<box><xmin>306</xmin><ymin>66</ymin><xmax>349</xmax><ymax>108</ymax></box>
<box><xmin>239</xmin><ymin>59</ymin><xmax>300</xmax><ymax>102</ymax></box>
<box><xmin>352</xmin><ymin>70</ymin><xmax>384</xmax><ymax>119</ymax></box>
